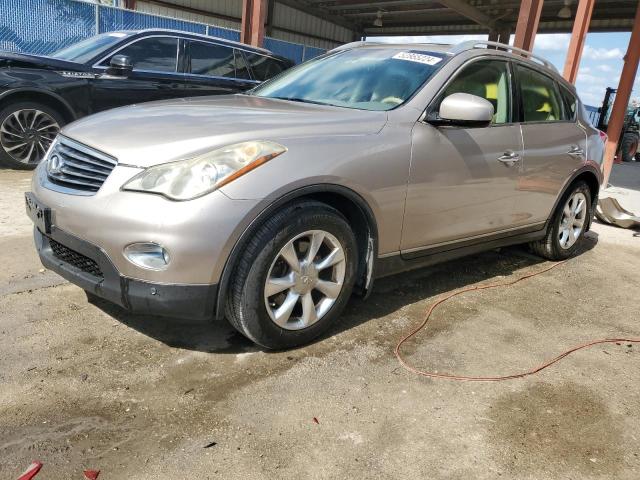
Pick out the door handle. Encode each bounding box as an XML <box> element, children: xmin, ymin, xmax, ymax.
<box><xmin>567</xmin><ymin>145</ymin><xmax>584</xmax><ymax>158</ymax></box>
<box><xmin>497</xmin><ymin>150</ymin><xmax>521</xmax><ymax>166</ymax></box>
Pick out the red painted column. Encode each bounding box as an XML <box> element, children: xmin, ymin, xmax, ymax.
<box><xmin>241</xmin><ymin>0</ymin><xmax>268</xmax><ymax>47</ymax></box>
<box><xmin>513</xmin><ymin>0</ymin><xmax>544</xmax><ymax>52</ymax></box>
<box><xmin>563</xmin><ymin>0</ymin><xmax>595</xmax><ymax>84</ymax></box>
<box><xmin>602</xmin><ymin>1</ymin><xmax>640</xmax><ymax>184</ymax></box>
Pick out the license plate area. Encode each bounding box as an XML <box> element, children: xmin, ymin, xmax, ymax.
<box><xmin>25</xmin><ymin>192</ymin><xmax>52</xmax><ymax>234</ymax></box>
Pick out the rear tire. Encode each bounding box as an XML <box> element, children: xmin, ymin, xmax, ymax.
<box><xmin>0</xmin><ymin>101</ymin><xmax>64</xmax><ymax>170</ymax></box>
<box><xmin>530</xmin><ymin>181</ymin><xmax>592</xmax><ymax>260</ymax></box>
<box><xmin>226</xmin><ymin>201</ymin><xmax>358</xmax><ymax>349</ymax></box>
<box><xmin>620</xmin><ymin>132</ymin><xmax>639</xmax><ymax>163</ymax></box>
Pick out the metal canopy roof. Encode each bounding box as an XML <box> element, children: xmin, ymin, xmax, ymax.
<box><xmin>299</xmin><ymin>0</ymin><xmax>638</xmax><ymax>36</ymax></box>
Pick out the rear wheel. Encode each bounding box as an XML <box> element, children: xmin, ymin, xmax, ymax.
<box><xmin>620</xmin><ymin>132</ymin><xmax>639</xmax><ymax>163</ymax></box>
<box><xmin>530</xmin><ymin>181</ymin><xmax>592</xmax><ymax>260</ymax></box>
<box><xmin>0</xmin><ymin>101</ymin><xmax>63</xmax><ymax>170</ymax></box>
<box><xmin>226</xmin><ymin>201</ymin><xmax>358</xmax><ymax>349</ymax></box>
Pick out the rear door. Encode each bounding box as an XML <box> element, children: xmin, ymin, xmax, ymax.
<box><xmin>401</xmin><ymin>58</ymin><xmax>529</xmax><ymax>254</ymax></box>
<box><xmin>515</xmin><ymin>64</ymin><xmax>587</xmax><ymax>224</ymax></box>
<box><xmin>183</xmin><ymin>40</ymin><xmax>258</xmax><ymax>96</ymax></box>
<box><xmin>90</xmin><ymin>36</ymin><xmax>185</xmax><ymax>112</ymax></box>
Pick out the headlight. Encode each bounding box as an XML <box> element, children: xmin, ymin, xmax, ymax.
<box><xmin>122</xmin><ymin>140</ymin><xmax>287</xmax><ymax>200</ymax></box>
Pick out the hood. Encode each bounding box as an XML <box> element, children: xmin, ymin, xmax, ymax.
<box><xmin>61</xmin><ymin>94</ymin><xmax>388</xmax><ymax>167</ymax></box>
<box><xmin>0</xmin><ymin>51</ymin><xmax>88</xmax><ymax>71</ymax></box>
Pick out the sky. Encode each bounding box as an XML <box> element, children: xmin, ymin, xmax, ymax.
<box><xmin>371</xmin><ymin>32</ymin><xmax>638</xmax><ymax>108</ymax></box>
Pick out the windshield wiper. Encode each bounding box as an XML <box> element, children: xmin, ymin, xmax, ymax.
<box><xmin>269</xmin><ymin>96</ymin><xmax>327</xmax><ymax>106</ymax></box>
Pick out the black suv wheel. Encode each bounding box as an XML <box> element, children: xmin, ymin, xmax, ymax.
<box><xmin>0</xmin><ymin>101</ymin><xmax>63</xmax><ymax>170</ymax></box>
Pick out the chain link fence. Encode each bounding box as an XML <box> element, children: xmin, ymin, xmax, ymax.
<box><xmin>0</xmin><ymin>0</ymin><xmax>326</xmax><ymax>63</ymax></box>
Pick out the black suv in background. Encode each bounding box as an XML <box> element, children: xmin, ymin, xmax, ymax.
<box><xmin>0</xmin><ymin>29</ymin><xmax>294</xmax><ymax>169</ymax></box>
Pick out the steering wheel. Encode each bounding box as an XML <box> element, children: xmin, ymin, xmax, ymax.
<box><xmin>381</xmin><ymin>96</ymin><xmax>403</xmax><ymax>106</ymax></box>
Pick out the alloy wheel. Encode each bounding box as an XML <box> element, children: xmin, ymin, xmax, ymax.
<box><xmin>559</xmin><ymin>191</ymin><xmax>587</xmax><ymax>249</ymax></box>
<box><xmin>0</xmin><ymin>109</ymin><xmax>60</xmax><ymax>165</ymax></box>
<box><xmin>264</xmin><ymin>230</ymin><xmax>346</xmax><ymax>331</ymax></box>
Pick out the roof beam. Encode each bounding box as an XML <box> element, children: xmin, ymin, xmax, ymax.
<box><xmin>343</xmin><ymin>8</ymin><xmax>460</xmax><ymax>17</ymax></box>
<box><xmin>435</xmin><ymin>0</ymin><xmax>498</xmax><ymax>29</ymax></box>
<box><xmin>276</xmin><ymin>0</ymin><xmax>360</xmax><ymax>31</ymax></box>
<box><xmin>322</xmin><ymin>0</ymin><xmax>441</xmax><ymax>11</ymax></box>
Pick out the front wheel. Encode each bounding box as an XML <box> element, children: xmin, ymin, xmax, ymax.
<box><xmin>530</xmin><ymin>181</ymin><xmax>592</xmax><ymax>260</ymax></box>
<box><xmin>226</xmin><ymin>201</ymin><xmax>358</xmax><ymax>349</ymax></box>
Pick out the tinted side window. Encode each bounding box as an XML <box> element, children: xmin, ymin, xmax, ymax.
<box><xmin>245</xmin><ymin>53</ymin><xmax>287</xmax><ymax>81</ymax></box>
<box><xmin>105</xmin><ymin>37</ymin><xmax>178</xmax><ymax>73</ymax></box>
<box><xmin>234</xmin><ymin>50</ymin><xmax>252</xmax><ymax>80</ymax></box>
<box><xmin>441</xmin><ymin>60</ymin><xmax>511</xmax><ymax>124</ymax></box>
<box><xmin>517</xmin><ymin>65</ymin><xmax>564</xmax><ymax>122</ymax></box>
<box><xmin>559</xmin><ymin>86</ymin><xmax>577</xmax><ymax>121</ymax></box>
<box><xmin>189</xmin><ymin>41</ymin><xmax>235</xmax><ymax>77</ymax></box>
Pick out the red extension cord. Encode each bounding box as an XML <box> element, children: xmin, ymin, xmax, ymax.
<box><xmin>394</xmin><ymin>260</ymin><xmax>640</xmax><ymax>381</ymax></box>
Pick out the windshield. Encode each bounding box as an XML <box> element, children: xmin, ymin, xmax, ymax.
<box><xmin>51</xmin><ymin>32</ymin><xmax>131</xmax><ymax>63</ymax></box>
<box><xmin>251</xmin><ymin>47</ymin><xmax>447</xmax><ymax>111</ymax></box>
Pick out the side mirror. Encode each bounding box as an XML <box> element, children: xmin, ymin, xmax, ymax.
<box><xmin>107</xmin><ymin>55</ymin><xmax>133</xmax><ymax>77</ymax></box>
<box><xmin>429</xmin><ymin>93</ymin><xmax>494</xmax><ymax>127</ymax></box>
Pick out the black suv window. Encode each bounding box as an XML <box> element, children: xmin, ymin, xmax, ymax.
<box><xmin>244</xmin><ymin>53</ymin><xmax>288</xmax><ymax>81</ymax></box>
<box><xmin>517</xmin><ymin>65</ymin><xmax>565</xmax><ymax>123</ymax></box>
<box><xmin>188</xmin><ymin>41</ymin><xmax>236</xmax><ymax>78</ymax></box>
<box><xmin>234</xmin><ymin>50</ymin><xmax>252</xmax><ymax>80</ymax></box>
<box><xmin>441</xmin><ymin>60</ymin><xmax>511</xmax><ymax>124</ymax></box>
<box><xmin>102</xmin><ymin>37</ymin><xmax>178</xmax><ymax>73</ymax></box>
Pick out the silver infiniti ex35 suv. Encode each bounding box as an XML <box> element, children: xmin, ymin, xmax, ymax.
<box><xmin>27</xmin><ymin>41</ymin><xmax>604</xmax><ymax>349</ymax></box>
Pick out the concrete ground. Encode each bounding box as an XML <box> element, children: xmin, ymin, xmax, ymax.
<box><xmin>1</xmin><ymin>165</ymin><xmax>639</xmax><ymax>479</ymax></box>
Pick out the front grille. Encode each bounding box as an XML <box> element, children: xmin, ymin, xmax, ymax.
<box><xmin>46</xmin><ymin>137</ymin><xmax>117</xmax><ymax>193</ymax></box>
<box><xmin>49</xmin><ymin>238</ymin><xmax>104</xmax><ymax>279</ymax></box>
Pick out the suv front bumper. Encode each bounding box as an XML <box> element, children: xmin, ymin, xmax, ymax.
<box><xmin>34</xmin><ymin>226</ymin><xmax>218</xmax><ymax>321</ymax></box>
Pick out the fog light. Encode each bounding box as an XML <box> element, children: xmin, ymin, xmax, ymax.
<box><xmin>124</xmin><ymin>242</ymin><xmax>171</xmax><ymax>271</ymax></box>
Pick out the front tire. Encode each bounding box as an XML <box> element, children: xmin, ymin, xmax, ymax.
<box><xmin>0</xmin><ymin>101</ymin><xmax>63</xmax><ymax>170</ymax></box>
<box><xmin>530</xmin><ymin>181</ymin><xmax>592</xmax><ymax>260</ymax></box>
<box><xmin>226</xmin><ymin>201</ymin><xmax>358</xmax><ymax>349</ymax></box>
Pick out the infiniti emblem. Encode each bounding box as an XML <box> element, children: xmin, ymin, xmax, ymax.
<box><xmin>48</xmin><ymin>154</ymin><xmax>62</xmax><ymax>175</ymax></box>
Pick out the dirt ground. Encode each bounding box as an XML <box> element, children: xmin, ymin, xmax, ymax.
<box><xmin>1</xmin><ymin>166</ymin><xmax>640</xmax><ymax>479</ymax></box>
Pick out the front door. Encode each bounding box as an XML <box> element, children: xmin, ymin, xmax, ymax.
<box><xmin>90</xmin><ymin>36</ymin><xmax>185</xmax><ymax>113</ymax></box>
<box><xmin>401</xmin><ymin>59</ymin><xmax>529</xmax><ymax>255</ymax></box>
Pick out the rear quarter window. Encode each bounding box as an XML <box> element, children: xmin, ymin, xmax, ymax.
<box><xmin>245</xmin><ymin>53</ymin><xmax>289</xmax><ymax>81</ymax></box>
<box><xmin>559</xmin><ymin>86</ymin><xmax>578</xmax><ymax>121</ymax></box>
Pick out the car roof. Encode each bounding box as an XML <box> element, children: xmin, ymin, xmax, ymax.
<box><xmin>109</xmin><ymin>29</ymin><xmax>291</xmax><ymax>63</ymax></box>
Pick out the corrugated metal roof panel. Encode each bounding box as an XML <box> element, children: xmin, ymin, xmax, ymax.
<box><xmin>136</xmin><ymin>0</ymin><xmax>240</xmax><ymax>30</ymax></box>
<box><xmin>272</xmin><ymin>2</ymin><xmax>351</xmax><ymax>46</ymax></box>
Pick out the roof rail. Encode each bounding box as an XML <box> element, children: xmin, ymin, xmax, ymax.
<box><xmin>452</xmin><ymin>40</ymin><xmax>558</xmax><ymax>72</ymax></box>
<box><xmin>328</xmin><ymin>41</ymin><xmax>379</xmax><ymax>53</ymax></box>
